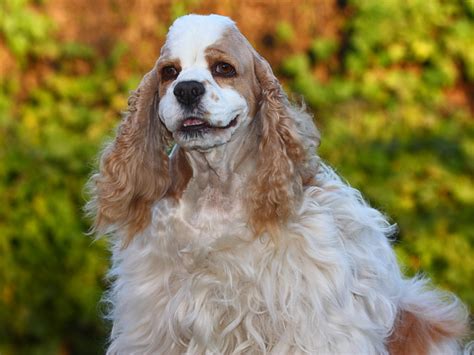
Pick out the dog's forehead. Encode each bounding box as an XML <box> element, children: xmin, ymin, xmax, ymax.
<box><xmin>165</xmin><ymin>14</ymin><xmax>237</xmax><ymax>67</ymax></box>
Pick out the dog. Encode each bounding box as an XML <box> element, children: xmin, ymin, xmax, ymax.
<box><xmin>87</xmin><ymin>14</ymin><xmax>469</xmax><ymax>354</ymax></box>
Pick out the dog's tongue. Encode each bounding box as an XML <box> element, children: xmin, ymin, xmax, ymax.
<box><xmin>183</xmin><ymin>118</ymin><xmax>206</xmax><ymax>127</ymax></box>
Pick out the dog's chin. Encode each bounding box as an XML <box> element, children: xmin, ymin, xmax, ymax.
<box><xmin>172</xmin><ymin>115</ymin><xmax>240</xmax><ymax>151</ymax></box>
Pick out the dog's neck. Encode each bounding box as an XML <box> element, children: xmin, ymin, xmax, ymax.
<box><xmin>183</xmin><ymin>120</ymin><xmax>259</xmax><ymax>192</ymax></box>
<box><xmin>173</xmin><ymin>120</ymin><xmax>259</xmax><ymax>229</ymax></box>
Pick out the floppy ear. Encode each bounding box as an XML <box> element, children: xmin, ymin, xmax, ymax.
<box><xmin>248</xmin><ymin>52</ymin><xmax>320</xmax><ymax>237</ymax></box>
<box><xmin>87</xmin><ymin>66</ymin><xmax>172</xmax><ymax>243</ymax></box>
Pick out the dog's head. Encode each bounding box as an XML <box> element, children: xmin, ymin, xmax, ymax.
<box><xmin>157</xmin><ymin>15</ymin><xmax>259</xmax><ymax>151</ymax></box>
<box><xmin>88</xmin><ymin>14</ymin><xmax>320</xmax><ymax>242</ymax></box>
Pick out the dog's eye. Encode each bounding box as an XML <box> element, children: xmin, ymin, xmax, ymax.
<box><xmin>161</xmin><ymin>66</ymin><xmax>179</xmax><ymax>81</ymax></box>
<box><xmin>212</xmin><ymin>62</ymin><xmax>236</xmax><ymax>77</ymax></box>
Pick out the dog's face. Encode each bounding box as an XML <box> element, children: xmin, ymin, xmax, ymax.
<box><xmin>157</xmin><ymin>15</ymin><xmax>260</xmax><ymax>151</ymax></box>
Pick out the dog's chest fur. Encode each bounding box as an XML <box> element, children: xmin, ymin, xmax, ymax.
<box><xmin>108</xmin><ymin>167</ymin><xmax>401</xmax><ymax>354</ymax></box>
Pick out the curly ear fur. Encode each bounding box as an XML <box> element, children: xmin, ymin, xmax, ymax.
<box><xmin>87</xmin><ymin>67</ymin><xmax>172</xmax><ymax>244</ymax></box>
<box><xmin>248</xmin><ymin>53</ymin><xmax>320</xmax><ymax>237</ymax></box>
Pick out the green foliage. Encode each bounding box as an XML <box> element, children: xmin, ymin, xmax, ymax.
<box><xmin>275</xmin><ymin>21</ymin><xmax>295</xmax><ymax>44</ymax></box>
<box><xmin>0</xmin><ymin>2</ymin><xmax>137</xmax><ymax>353</ymax></box>
<box><xmin>170</xmin><ymin>0</ymin><xmax>202</xmax><ymax>20</ymax></box>
<box><xmin>310</xmin><ymin>38</ymin><xmax>338</xmax><ymax>61</ymax></box>
<box><xmin>0</xmin><ymin>0</ymin><xmax>57</xmax><ymax>65</ymax></box>
<box><xmin>0</xmin><ymin>0</ymin><xmax>472</xmax><ymax>353</ymax></box>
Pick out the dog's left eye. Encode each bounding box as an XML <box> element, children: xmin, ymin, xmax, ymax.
<box><xmin>212</xmin><ymin>62</ymin><xmax>236</xmax><ymax>77</ymax></box>
<box><xmin>161</xmin><ymin>66</ymin><xmax>179</xmax><ymax>81</ymax></box>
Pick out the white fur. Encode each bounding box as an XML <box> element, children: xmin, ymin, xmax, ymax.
<box><xmin>166</xmin><ymin>14</ymin><xmax>235</xmax><ymax>68</ymax></box>
<box><xmin>105</xmin><ymin>164</ymin><xmax>466</xmax><ymax>354</ymax></box>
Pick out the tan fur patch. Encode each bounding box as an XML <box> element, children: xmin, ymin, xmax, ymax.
<box><xmin>387</xmin><ymin>310</ymin><xmax>467</xmax><ymax>355</ymax></box>
<box><xmin>388</xmin><ymin>311</ymin><xmax>431</xmax><ymax>355</ymax></box>
<box><xmin>89</xmin><ymin>67</ymin><xmax>173</xmax><ymax>246</ymax></box>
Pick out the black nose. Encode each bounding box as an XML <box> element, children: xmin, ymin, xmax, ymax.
<box><xmin>173</xmin><ymin>81</ymin><xmax>205</xmax><ymax>106</ymax></box>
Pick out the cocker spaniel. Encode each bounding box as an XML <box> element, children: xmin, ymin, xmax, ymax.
<box><xmin>88</xmin><ymin>14</ymin><xmax>469</xmax><ymax>354</ymax></box>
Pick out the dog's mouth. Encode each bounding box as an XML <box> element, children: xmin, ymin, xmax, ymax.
<box><xmin>179</xmin><ymin>116</ymin><xmax>239</xmax><ymax>133</ymax></box>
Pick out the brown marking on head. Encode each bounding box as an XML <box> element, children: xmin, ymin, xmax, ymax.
<box><xmin>205</xmin><ymin>28</ymin><xmax>261</xmax><ymax>120</ymax></box>
<box><xmin>156</xmin><ymin>54</ymin><xmax>182</xmax><ymax>100</ymax></box>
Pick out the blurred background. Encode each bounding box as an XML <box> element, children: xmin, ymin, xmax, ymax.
<box><xmin>0</xmin><ymin>0</ymin><xmax>473</xmax><ymax>353</ymax></box>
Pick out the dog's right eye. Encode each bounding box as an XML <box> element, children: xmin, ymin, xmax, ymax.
<box><xmin>212</xmin><ymin>62</ymin><xmax>236</xmax><ymax>77</ymax></box>
<box><xmin>161</xmin><ymin>66</ymin><xmax>179</xmax><ymax>81</ymax></box>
